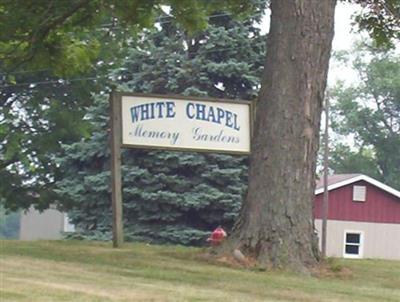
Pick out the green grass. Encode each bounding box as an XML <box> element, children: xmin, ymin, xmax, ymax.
<box><xmin>1</xmin><ymin>240</ymin><xmax>399</xmax><ymax>301</ymax></box>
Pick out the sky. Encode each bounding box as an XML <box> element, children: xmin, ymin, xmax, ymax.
<box><xmin>329</xmin><ymin>2</ymin><xmax>360</xmax><ymax>86</ymax></box>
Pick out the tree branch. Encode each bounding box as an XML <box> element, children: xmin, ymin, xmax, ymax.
<box><xmin>30</xmin><ymin>0</ymin><xmax>90</xmax><ymax>45</ymax></box>
<box><xmin>6</xmin><ymin>0</ymin><xmax>90</xmax><ymax>73</ymax></box>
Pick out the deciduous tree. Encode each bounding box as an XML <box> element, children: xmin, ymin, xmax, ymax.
<box><xmin>330</xmin><ymin>45</ymin><xmax>400</xmax><ymax>189</ymax></box>
<box><xmin>221</xmin><ymin>0</ymin><xmax>336</xmax><ymax>271</ymax></box>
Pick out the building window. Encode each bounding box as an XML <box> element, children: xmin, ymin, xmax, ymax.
<box><xmin>353</xmin><ymin>185</ymin><xmax>366</xmax><ymax>202</ymax></box>
<box><xmin>343</xmin><ymin>231</ymin><xmax>363</xmax><ymax>258</ymax></box>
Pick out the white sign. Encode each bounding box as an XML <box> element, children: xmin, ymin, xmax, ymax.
<box><xmin>120</xmin><ymin>94</ymin><xmax>251</xmax><ymax>154</ymax></box>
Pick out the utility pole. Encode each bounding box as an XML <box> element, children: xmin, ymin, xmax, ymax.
<box><xmin>321</xmin><ymin>95</ymin><xmax>329</xmax><ymax>258</ymax></box>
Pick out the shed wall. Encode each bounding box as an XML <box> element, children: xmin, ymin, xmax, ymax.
<box><xmin>20</xmin><ymin>207</ymin><xmax>64</xmax><ymax>240</ymax></box>
<box><xmin>315</xmin><ymin>219</ymin><xmax>400</xmax><ymax>260</ymax></box>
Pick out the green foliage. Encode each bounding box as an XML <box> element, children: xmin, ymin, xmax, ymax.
<box><xmin>56</xmin><ymin>12</ymin><xmax>265</xmax><ymax>245</ymax></box>
<box><xmin>0</xmin><ymin>6</ymin><xmax>139</xmax><ymax>211</ymax></box>
<box><xmin>1</xmin><ymin>0</ymin><xmax>397</xmax><ymax>79</ymax></box>
<box><xmin>330</xmin><ymin>44</ymin><xmax>400</xmax><ymax>189</ymax></box>
<box><xmin>0</xmin><ymin>69</ymin><xmax>102</xmax><ymax>210</ymax></box>
<box><xmin>349</xmin><ymin>0</ymin><xmax>400</xmax><ymax>48</ymax></box>
<box><xmin>0</xmin><ymin>0</ymin><xmax>262</xmax><ymax>76</ymax></box>
<box><xmin>329</xmin><ymin>144</ymin><xmax>382</xmax><ymax>180</ymax></box>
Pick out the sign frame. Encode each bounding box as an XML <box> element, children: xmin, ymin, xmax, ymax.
<box><xmin>115</xmin><ymin>91</ymin><xmax>253</xmax><ymax>154</ymax></box>
<box><xmin>109</xmin><ymin>91</ymin><xmax>253</xmax><ymax>248</ymax></box>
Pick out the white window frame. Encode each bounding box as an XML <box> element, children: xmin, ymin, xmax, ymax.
<box><xmin>343</xmin><ymin>230</ymin><xmax>364</xmax><ymax>259</ymax></box>
<box><xmin>353</xmin><ymin>185</ymin><xmax>366</xmax><ymax>202</ymax></box>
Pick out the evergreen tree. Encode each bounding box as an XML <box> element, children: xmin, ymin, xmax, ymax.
<box><xmin>56</xmin><ymin>11</ymin><xmax>265</xmax><ymax>245</ymax></box>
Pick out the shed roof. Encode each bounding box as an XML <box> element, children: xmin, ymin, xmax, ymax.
<box><xmin>315</xmin><ymin>174</ymin><xmax>400</xmax><ymax>199</ymax></box>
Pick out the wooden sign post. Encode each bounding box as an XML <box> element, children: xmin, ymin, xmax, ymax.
<box><xmin>110</xmin><ymin>92</ymin><xmax>124</xmax><ymax>248</ymax></box>
<box><xmin>109</xmin><ymin>92</ymin><xmax>252</xmax><ymax>248</ymax></box>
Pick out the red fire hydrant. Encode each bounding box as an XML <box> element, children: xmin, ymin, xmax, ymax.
<box><xmin>207</xmin><ymin>226</ymin><xmax>227</xmax><ymax>246</ymax></box>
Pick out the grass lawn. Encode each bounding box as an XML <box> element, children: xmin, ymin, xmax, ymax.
<box><xmin>1</xmin><ymin>240</ymin><xmax>399</xmax><ymax>301</ymax></box>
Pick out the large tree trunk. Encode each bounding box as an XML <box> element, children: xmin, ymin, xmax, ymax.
<box><xmin>225</xmin><ymin>0</ymin><xmax>336</xmax><ymax>271</ymax></box>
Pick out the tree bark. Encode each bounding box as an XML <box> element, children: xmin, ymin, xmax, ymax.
<box><xmin>225</xmin><ymin>0</ymin><xmax>336</xmax><ymax>271</ymax></box>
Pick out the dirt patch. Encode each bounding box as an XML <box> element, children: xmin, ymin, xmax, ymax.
<box><xmin>311</xmin><ymin>260</ymin><xmax>354</xmax><ymax>279</ymax></box>
<box><xmin>198</xmin><ymin>251</ymin><xmax>354</xmax><ymax>279</ymax></box>
<box><xmin>196</xmin><ymin>251</ymin><xmax>259</xmax><ymax>269</ymax></box>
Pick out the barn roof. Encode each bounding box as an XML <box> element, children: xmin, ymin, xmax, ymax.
<box><xmin>315</xmin><ymin>174</ymin><xmax>400</xmax><ymax>199</ymax></box>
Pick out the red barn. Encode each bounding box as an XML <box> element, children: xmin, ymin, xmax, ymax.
<box><xmin>314</xmin><ymin>174</ymin><xmax>400</xmax><ymax>260</ymax></box>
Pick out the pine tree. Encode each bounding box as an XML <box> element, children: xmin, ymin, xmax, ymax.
<box><xmin>56</xmin><ymin>10</ymin><xmax>265</xmax><ymax>245</ymax></box>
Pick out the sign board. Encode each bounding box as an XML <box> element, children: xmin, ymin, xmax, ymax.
<box><xmin>118</xmin><ymin>93</ymin><xmax>251</xmax><ymax>154</ymax></box>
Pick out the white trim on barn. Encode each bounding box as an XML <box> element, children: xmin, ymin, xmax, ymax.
<box><xmin>315</xmin><ymin>174</ymin><xmax>400</xmax><ymax>199</ymax></box>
